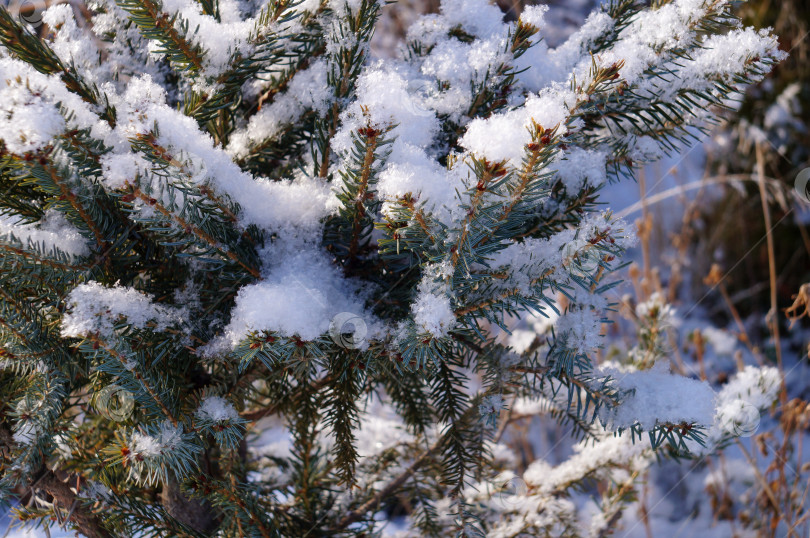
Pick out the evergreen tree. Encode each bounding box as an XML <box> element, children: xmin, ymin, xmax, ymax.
<box><xmin>0</xmin><ymin>0</ymin><xmax>785</xmax><ymax>535</ymax></box>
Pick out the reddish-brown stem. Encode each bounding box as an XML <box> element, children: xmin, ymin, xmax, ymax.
<box><xmin>131</xmin><ymin>187</ymin><xmax>261</xmax><ymax>279</ymax></box>
<box><xmin>87</xmin><ymin>333</ymin><xmax>179</xmax><ymax>427</ymax></box>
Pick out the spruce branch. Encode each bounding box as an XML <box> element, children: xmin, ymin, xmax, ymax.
<box><xmin>337</xmin><ymin>441</ymin><xmax>437</xmax><ymax>529</ymax></box>
<box><xmin>43</xmin><ymin>165</ymin><xmax>107</xmax><ymax>248</ymax></box>
<box><xmin>323</xmin><ymin>354</ymin><xmax>363</xmax><ymax>485</ymax></box>
<box><xmin>346</xmin><ymin>126</ymin><xmax>381</xmax><ymax>262</ymax></box>
<box><xmin>131</xmin><ymin>134</ymin><xmax>239</xmax><ymax>224</ymax></box>
<box><xmin>325</xmin><ymin>121</ymin><xmax>393</xmax><ymax>271</ymax></box>
<box><xmin>117</xmin><ymin>0</ymin><xmax>206</xmax><ymax>74</ymax></box>
<box><xmin>474</xmin><ymin>122</ymin><xmax>559</xmax><ymax>247</ymax></box>
<box><xmin>0</xmin><ymin>8</ymin><xmax>116</xmax><ymax>126</ymax></box>
<box><xmin>83</xmin><ymin>333</ymin><xmax>180</xmax><ymax>426</ymax></box>
<box><xmin>313</xmin><ymin>0</ymin><xmax>381</xmax><ymax>177</ymax></box>
<box><xmin>197</xmin><ymin>479</ymin><xmax>276</xmax><ymax>537</ymax></box>
<box><xmin>0</xmin><ymin>0</ymin><xmax>788</xmax><ymax>534</ymax></box>
<box><xmin>128</xmin><ymin>186</ymin><xmax>261</xmax><ymax>279</ymax></box>
<box><xmin>449</xmin><ymin>159</ymin><xmax>505</xmax><ymax>271</ymax></box>
<box><xmin>462</xmin><ymin>19</ymin><xmax>538</xmax><ymax>123</ymax></box>
<box><xmin>241</xmin><ymin>375</ymin><xmax>331</xmax><ymax>421</ymax></box>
